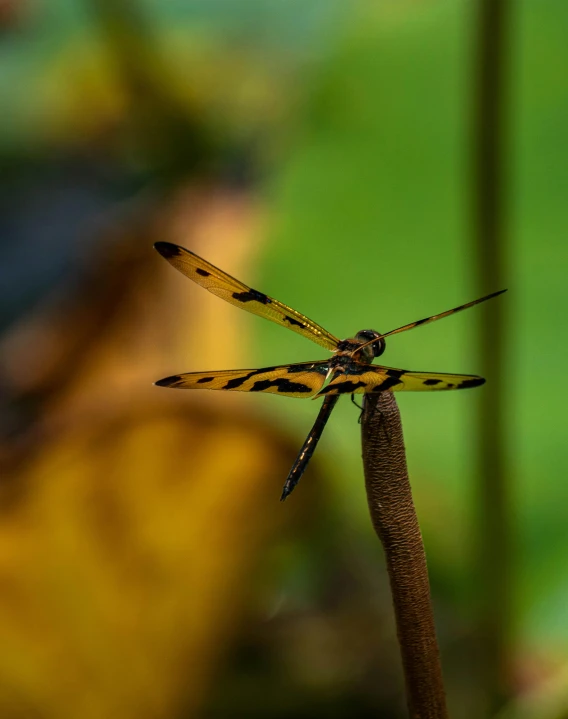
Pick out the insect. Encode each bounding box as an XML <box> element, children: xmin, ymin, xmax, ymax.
<box><xmin>154</xmin><ymin>242</ymin><xmax>505</xmax><ymax>500</ymax></box>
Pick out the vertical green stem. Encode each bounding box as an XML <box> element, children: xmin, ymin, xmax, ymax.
<box><xmin>473</xmin><ymin>0</ymin><xmax>511</xmax><ymax>712</ymax></box>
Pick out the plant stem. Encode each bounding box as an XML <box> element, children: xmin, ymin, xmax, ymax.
<box><xmin>361</xmin><ymin>391</ymin><xmax>448</xmax><ymax>719</ymax></box>
<box><xmin>473</xmin><ymin>0</ymin><xmax>511</xmax><ymax>711</ymax></box>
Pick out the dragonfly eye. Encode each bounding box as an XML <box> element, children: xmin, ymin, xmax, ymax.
<box><xmin>356</xmin><ymin>330</ymin><xmax>386</xmax><ymax>358</ymax></box>
<box><xmin>372</xmin><ymin>336</ymin><xmax>386</xmax><ymax>357</ymax></box>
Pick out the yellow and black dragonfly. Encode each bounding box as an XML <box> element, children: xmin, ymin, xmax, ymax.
<box><xmin>154</xmin><ymin>242</ymin><xmax>505</xmax><ymax>500</ymax></box>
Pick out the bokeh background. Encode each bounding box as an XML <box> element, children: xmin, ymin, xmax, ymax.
<box><xmin>1</xmin><ymin>0</ymin><xmax>567</xmax><ymax>717</ymax></box>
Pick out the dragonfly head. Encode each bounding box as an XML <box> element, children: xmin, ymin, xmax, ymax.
<box><xmin>354</xmin><ymin>330</ymin><xmax>386</xmax><ymax>362</ymax></box>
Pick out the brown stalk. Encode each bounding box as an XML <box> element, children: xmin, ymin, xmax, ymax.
<box><xmin>361</xmin><ymin>391</ymin><xmax>448</xmax><ymax>719</ymax></box>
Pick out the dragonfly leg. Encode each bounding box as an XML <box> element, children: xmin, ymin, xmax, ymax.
<box><xmin>351</xmin><ymin>393</ymin><xmax>364</xmax><ymax>423</ymax></box>
<box><xmin>350</xmin><ymin>394</ymin><xmax>363</xmax><ymax>411</ymax></box>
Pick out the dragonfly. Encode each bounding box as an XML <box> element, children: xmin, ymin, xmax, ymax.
<box><xmin>154</xmin><ymin>242</ymin><xmax>505</xmax><ymax>501</ymax></box>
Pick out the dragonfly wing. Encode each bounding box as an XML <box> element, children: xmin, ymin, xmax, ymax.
<box><xmin>382</xmin><ymin>289</ymin><xmax>507</xmax><ymax>339</ymax></box>
<box><xmin>316</xmin><ymin>365</ymin><xmax>485</xmax><ymax>395</ymax></box>
<box><xmin>154</xmin><ymin>242</ymin><xmax>339</xmax><ymax>351</ymax></box>
<box><xmin>155</xmin><ymin>360</ymin><xmax>330</xmax><ymax>398</ymax></box>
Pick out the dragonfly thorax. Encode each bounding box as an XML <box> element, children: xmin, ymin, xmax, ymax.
<box><xmin>336</xmin><ymin>329</ymin><xmax>385</xmax><ymax>363</ymax></box>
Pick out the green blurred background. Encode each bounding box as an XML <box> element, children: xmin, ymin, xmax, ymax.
<box><xmin>1</xmin><ymin>0</ymin><xmax>567</xmax><ymax>717</ymax></box>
